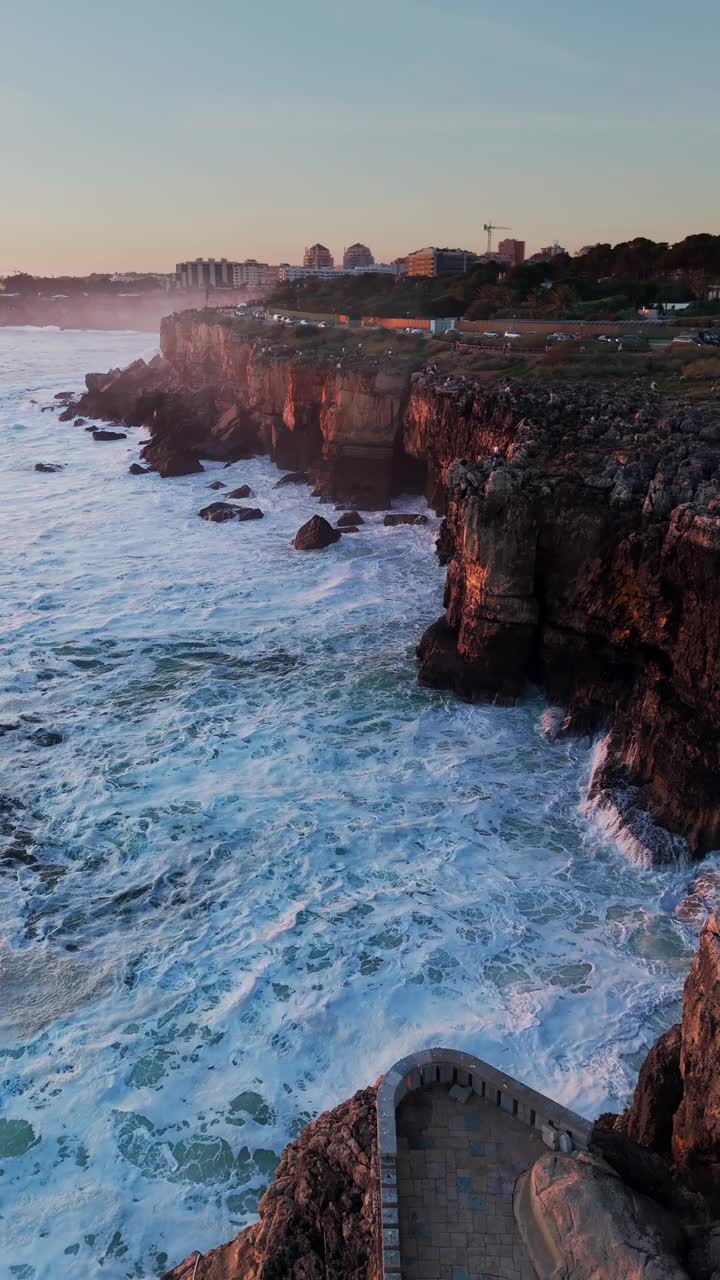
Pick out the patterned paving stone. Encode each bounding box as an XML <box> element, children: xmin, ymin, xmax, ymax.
<box><xmin>396</xmin><ymin>1083</ymin><xmax>543</xmax><ymax>1280</ymax></box>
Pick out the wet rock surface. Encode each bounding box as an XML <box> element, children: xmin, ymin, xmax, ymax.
<box><xmin>128</xmin><ymin>463</ymin><xmax>149</xmax><ymax>475</ymax></box>
<box><xmin>292</xmin><ymin>514</ymin><xmax>341</xmax><ymax>550</ymax></box>
<box><xmin>337</xmin><ymin>510</ymin><xmax>364</xmax><ymax>526</ymax></box>
<box><xmin>161</xmin><ymin>1086</ymin><xmax>380</xmax><ymax>1280</ymax></box>
<box><xmin>383</xmin><ymin>513</ymin><xmax>428</xmax><ymax>526</ymax></box>
<box><xmin>92</xmin><ymin>429</ymin><xmax>127</xmax><ymax>441</ymax></box>
<box><xmin>198</xmin><ymin>503</ymin><xmax>264</xmax><ymax>523</ymax></box>
<box><xmin>226</xmin><ymin>485</ymin><xmax>254</xmax><ymax>499</ymax></box>
<box><xmin>595</xmin><ymin>913</ymin><xmax>720</xmax><ymax>1212</ymax></box>
<box><xmin>34</xmin><ymin>462</ymin><xmax>64</xmax><ymax>473</ymax></box>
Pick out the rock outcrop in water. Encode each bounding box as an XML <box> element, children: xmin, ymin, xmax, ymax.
<box><xmin>594</xmin><ymin>913</ymin><xmax>720</xmax><ymax>1211</ymax></box>
<box><xmin>161</xmin><ymin>1086</ymin><xmax>380</xmax><ymax>1280</ymax></box>
<box><xmin>63</xmin><ymin>313</ymin><xmax>720</xmax><ymax>860</ymax></box>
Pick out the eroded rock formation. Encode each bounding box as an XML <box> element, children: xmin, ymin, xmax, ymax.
<box><xmin>63</xmin><ymin>315</ymin><xmax>720</xmax><ymax>859</ymax></box>
<box><xmin>161</xmin><ymin>1086</ymin><xmax>380</xmax><ymax>1280</ymax></box>
<box><xmin>594</xmin><ymin>913</ymin><xmax>720</xmax><ymax>1211</ymax></box>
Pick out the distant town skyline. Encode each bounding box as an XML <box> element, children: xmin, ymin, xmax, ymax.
<box><xmin>1</xmin><ymin>0</ymin><xmax>718</xmax><ymax>276</ymax></box>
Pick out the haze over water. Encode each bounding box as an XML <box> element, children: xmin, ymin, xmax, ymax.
<box><xmin>0</xmin><ymin>328</ymin><xmax>700</xmax><ymax>1278</ymax></box>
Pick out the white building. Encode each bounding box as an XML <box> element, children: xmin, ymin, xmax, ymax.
<box><xmin>176</xmin><ymin>259</ymin><xmax>238</xmax><ymax>289</ymax></box>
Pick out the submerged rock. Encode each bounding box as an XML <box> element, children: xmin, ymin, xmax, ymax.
<box><xmin>31</xmin><ymin>728</ymin><xmax>63</xmax><ymax>747</ymax></box>
<box><xmin>129</xmin><ymin>463</ymin><xmax>149</xmax><ymax>475</ymax></box>
<box><xmin>198</xmin><ymin>502</ymin><xmax>264</xmax><ymax>523</ymax></box>
<box><xmin>292</xmin><ymin>515</ymin><xmax>341</xmax><ymax>550</ymax></box>
<box><xmin>274</xmin><ymin>471</ymin><xmax>308</xmax><ymax>488</ymax></box>
<box><xmin>226</xmin><ymin>484</ymin><xmax>254</xmax><ymax>499</ymax></box>
<box><xmin>383</xmin><ymin>512</ymin><xmax>428</xmax><ymax>526</ymax></box>
<box><xmin>34</xmin><ymin>462</ymin><xmax>64</xmax><ymax>473</ymax></box>
<box><xmin>92</xmin><ymin>429</ymin><xmax>127</xmax><ymax>442</ymax></box>
<box><xmin>207</xmin><ymin>480</ymin><xmax>226</xmax><ymax>490</ymax></box>
<box><xmin>337</xmin><ymin>510</ymin><xmax>364</xmax><ymax>526</ymax></box>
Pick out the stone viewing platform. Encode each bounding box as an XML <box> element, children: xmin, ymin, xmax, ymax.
<box><xmin>376</xmin><ymin>1048</ymin><xmax>591</xmax><ymax>1280</ymax></box>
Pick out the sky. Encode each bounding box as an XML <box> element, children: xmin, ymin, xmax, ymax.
<box><xmin>1</xmin><ymin>0</ymin><xmax>718</xmax><ymax>275</ymax></box>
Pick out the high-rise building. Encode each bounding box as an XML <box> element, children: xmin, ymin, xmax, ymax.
<box><xmin>303</xmin><ymin>243</ymin><xmax>334</xmax><ymax>269</ymax></box>
<box><xmin>405</xmin><ymin>247</ymin><xmax>480</xmax><ymax>278</ymax></box>
<box><xmin>232</xmin><ymin>260</ymin><xmax>282</xmax><ymax>289</ymax></box>
<box><xmin>175</xmin><ymin>258</ymin><xmax>237</xmax><ymax>288</ymax></box>
<box><xmin>343</xmin><ymin>242</ymin><xmax>374</xmax><ymax>269</ymax></box>
<box><xmin>497</xmin><ymin>238</ymin><xmax>525</xmax><ymax>267</ymax></box>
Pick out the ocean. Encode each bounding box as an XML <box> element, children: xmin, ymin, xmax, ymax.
<box><xmin>0</xmin><ymin>327</ymin><xmax>698</xmax><ymax>1278</ymax></box>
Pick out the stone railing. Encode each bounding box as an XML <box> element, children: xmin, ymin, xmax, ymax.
<box><xmin>375</xmin><ymin>1046</ymin><xmax>593</xmax><ymax>1280</ymax></box>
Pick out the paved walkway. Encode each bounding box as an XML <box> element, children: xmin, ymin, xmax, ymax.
<box><xmin>395</xmin><ymin>1082</ymin><xmax>544</xmax><ymax>1280</ymax></box>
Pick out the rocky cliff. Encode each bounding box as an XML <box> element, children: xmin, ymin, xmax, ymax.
<box><xmin>160</xmin><ymin>920</ymin><xmax>720</xmax><ymax>1280</ymax></box>
<box><xmin>161</xmin><ymin>1087</ymin><xmax>380</xmax><ymax>1280</ymax></box>
<box><xmin>595</xmin><ymin>913</ymin><xmax>720</xmax><ymax>1214</ymax></box>
<box><xmin>63</xmin><ymin>313</ymin><xmax>720</xmax><ymax>861</ymax></box>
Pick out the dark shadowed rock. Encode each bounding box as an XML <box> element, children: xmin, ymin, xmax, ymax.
<box><xmin>74</xmin><ymin>417</ymin><xmax>86</xmax><ymax>426</ymax></box>
<box><xmin>92</xmin><ymin>429</ymin><xmax>127</xmax><ymax>442</ymax></box>
<box><xmin>129</xmin><ymin>463</ymin><xmax>149</xmax><ymax>475</ymax></box>
<box><xmin>383</xmin><ymin>513</ymin><xmax>428</xmax><ymax>526</ymax></box>
<box><xmin>207</xmin><ymin>480</ymin><xmax>226</xmax><ymax>490</ymax></box>
<box><xmin>141</xmin><ymin>440</ymin><xmax>203</xmax><ymax>478</ymax></box>
<box><xmin>292</xmin><ymin>515</ymin><xmax>341</xmax><ymax>550</ymax></box>
<box><xmin>338</xmin><ymin>525</ymin><xmax>360</xmax><ymax>533</ymax></box>
<box><xmin>624</xmin><ymin>1025</ymin><xmax>683</xmax><ymax>1154</ymax></box>
<box><xmin>274</xmin><ymin>471</ymin><xmax>308</xmax><ymax>488</ymax></box>
<box><xmin>161</xmin><ymin>1087</ymin><xmax>380</xmax><ymax>1280</ymax></box>
<box><xmin>34</xmin><ymin>463</ymin><xmax>64</xmax><ymax>473</ymax></box>
<box><xmin>198</xmin><ymin>503</ymin><xmax>264</xmax><ymax>523</ymax></box>
<box><xmin>31</xmin><ymin>729</ymin><xmax>63</xmax><ymax>747</ymax></box>
<box><xmin>54</xmin><ymin>391</ymin><xmax>74</xmax><ymax>401</ymax></box>
<box><xmin>226</xmin><ymin>485</ymin><xmax>254</xmax><ymax>499</ymax></box>
<box><xmin>337</xmin><ymin>510</ymin><xmax>364</xmax><ymax>527</ymax></box>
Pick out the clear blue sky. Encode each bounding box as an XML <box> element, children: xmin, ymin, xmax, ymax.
<box><xmin>1</xmin><ymin>0</ymin><xmax>718</xmax><ymax>274</ymax></box>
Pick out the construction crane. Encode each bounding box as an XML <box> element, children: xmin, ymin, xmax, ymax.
<box><xmin>483</xmin><ymin>223</ymin><xmax>511</xmax><ymax>254</ymax></box>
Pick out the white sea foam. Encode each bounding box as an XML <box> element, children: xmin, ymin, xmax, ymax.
<box><xmin>0</xmin><ymin>326</ymin><xmax>701</xmax><ymax>1279</ymax></box>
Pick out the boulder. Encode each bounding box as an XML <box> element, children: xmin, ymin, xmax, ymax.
<box><xmin>337</xmin><ymin>510</ymin><xmax>364</xmax><ymax>527</ymax></box>
<box><xmin>129</xmin><ymin>463</ymin><xmax>150</xmax><ymax>475</ymax></box>
<box><xmin>226</xmin><ymin>485</ymin><xmax>254</xmax><ymax>499</ymax></box>
<box><xmin>34</xmin><ymin>463</ymin><xmax>63</xmax><ymax>473</ymax></box>
<box><xmin>207</xmin><ymin>480</ymin><xmax>226</xmax><ymax>490</ymax></box>
<box><xmin>73</xmin><ymin>417</ymin><xmax>87</xmax><ymax>426</ymax></box>
<box><xmin>198</xmin><ymin>503</ymin><xmax>264</xmax><ymax>523</ymax></box>
<box><xmin>140</xmin><ymin>441</ymin><xmax>203</xmax><ymax>478</ymax></box>
<box><xmin>383</xmin><ymin>513</ymin><xmax>428</xmax><ymax>526</ymax></box>
<box><xmin>274</xmin><ymin>471</ymin><xmax>308</xmax><ymax>488</ymax></box>
<box><xmin>292</xmin><ymin>515</ymin><xmax>341</xmax><ymax>550</ymax></box>
<box><xmin>514</xmin><ymin>1150</ymin><xmax>690</xmax><ymax>1280</ymax></box>
<box><xmin>92</xmin><ymin>429</ymin><xmax>127</xmax><ymax>441</ymax></box>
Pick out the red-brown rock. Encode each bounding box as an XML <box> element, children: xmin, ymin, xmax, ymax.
<box><xmin>161</xmin><ymin>1087</ymin><xmax>380</xmax><ymax>1280</ymax></box>
<box><xmin>292</xmin><ymin>515</ymin><xmax>341</xmax><ymax>550</ymax></box>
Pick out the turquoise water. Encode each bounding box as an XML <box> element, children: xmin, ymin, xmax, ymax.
<box><xmin>0</xmin><ymin>328</ymin><xmax>698</xmax><ymax>1278</ymax></box>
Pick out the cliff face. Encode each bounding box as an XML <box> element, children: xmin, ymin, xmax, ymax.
<box><xmin>65</xmin><ymin>316</ymin><xmax>720</xmax><ymax>860</ymax></box>
<box><xmin>410</xmin><ymin>378</ymin><xmax>720</xmax><ymax>862</ymax></box>
<box><xmin>594</xmin><ymin>914</ymin><xmax>720</xmax><ymax>1216</ymax></box>
<box><xmin>158</xmin><ymin>315</ymin><xmax>411</xmax><ymax>507</ymax></box>
<box><xmin>161</xmin><ymin>1086</ymin><xmax>380</xmax><ymax>1280</ymax></box>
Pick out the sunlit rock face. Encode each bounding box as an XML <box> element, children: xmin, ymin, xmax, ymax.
<box><xmin>161</xmin><ymin>1087</ymin><xmax>380</xmax><ymax>1280</ymax></box>
<box><xmin>67</xmin><ymin>321</ymin><xmax>720</xmax><ymax>860</ymax></box>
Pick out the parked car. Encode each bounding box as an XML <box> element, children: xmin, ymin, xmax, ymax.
<box><xmin>504</xmin><ymin>330</ymin><xmax>521</xmax><ymax>339</ymax></box>
<box><xmin>483</xmin><ymin>331</ymin><xmax>501</xmax><ymax>338</ymax></box>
